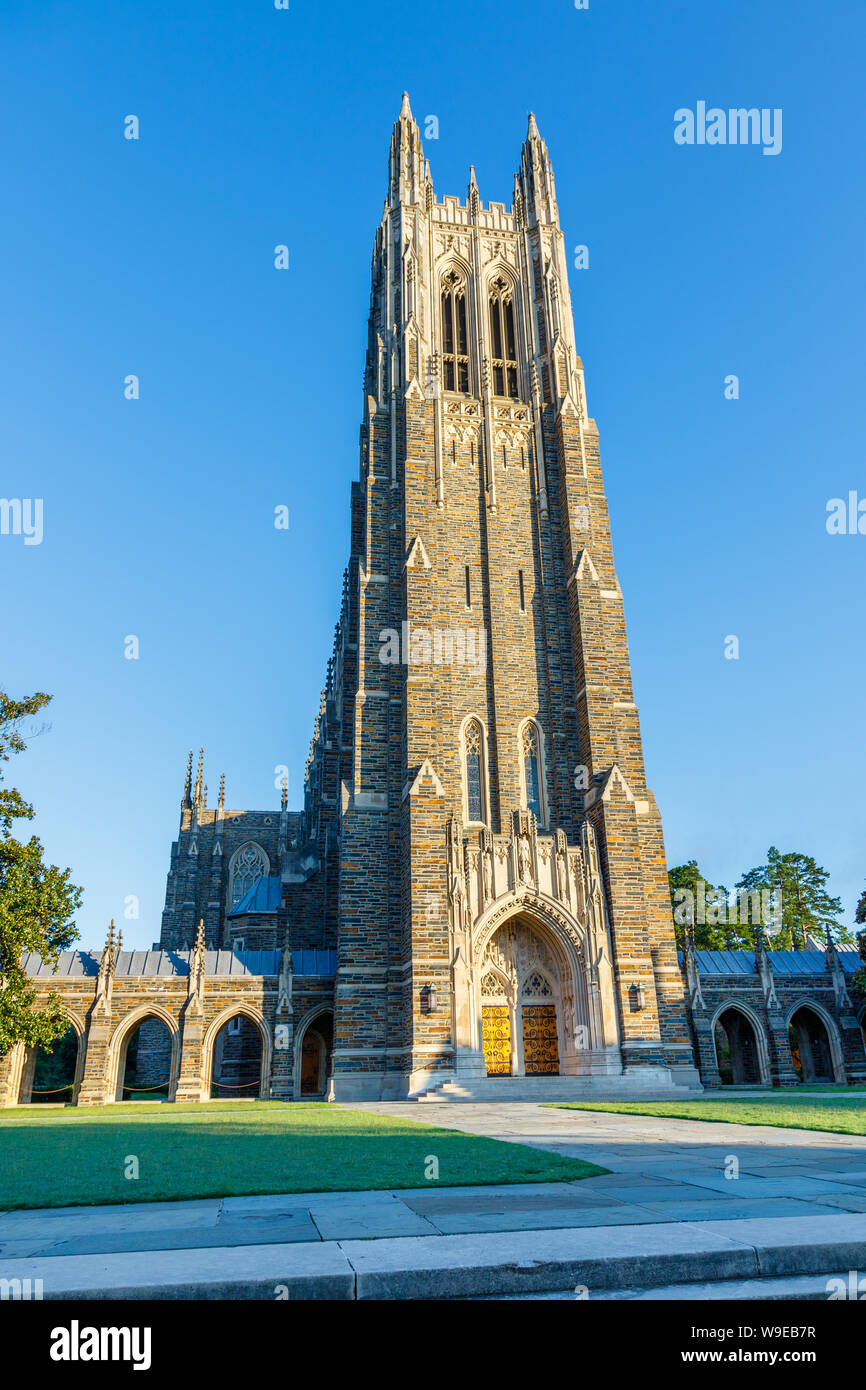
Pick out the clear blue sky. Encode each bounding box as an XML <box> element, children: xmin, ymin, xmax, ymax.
<box><xmin>2</xmin><ymin>0</ymin><xmax>864</xmax><ymax>949</ymax></box>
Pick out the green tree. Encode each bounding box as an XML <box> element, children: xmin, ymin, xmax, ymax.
<box><xmin>851</xmin><ymin>930</ymin><xmax>866</xmax><ymax>1004</ymax></box>
<box><xmin>736</xmin><ymin>847</ymin><xmax>849</xmax><ymax>951</ymax></box>
<box><xmin>668</xmin><ymin>860</ymin><xmax>742</xmax><ymax>950</ymax></box>
<box><xmin>0</xmin><ymin>690</ymin><xmax>82</xmax><ymax>1052</ymax></box>
<box><xmin>855</xmin><ymin>884</ymin><xmax>866</xmax><ymax>926</ymax></box>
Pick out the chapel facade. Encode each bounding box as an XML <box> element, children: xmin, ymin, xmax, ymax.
<box><xmin>7</xmin><ymin>97</ymin><xmax>862</xmax><ymax>1111</ymax></box>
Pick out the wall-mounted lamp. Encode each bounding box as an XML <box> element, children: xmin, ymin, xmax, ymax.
<box><xmin>420</xmin><ymin>983</ymin><xmax>439</xmax><ymax>1014</ymax></box>
<box><xmin>630</xmin><ymin>981</ymin><xmax>647</xmax><ymax>1011</ymax></box>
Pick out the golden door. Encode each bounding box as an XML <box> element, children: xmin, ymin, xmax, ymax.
<box><xmin>522</xmin><ymin>1005</ymin><xmax>560</xmax><ymax>1075</ymax></box>
<box><xmin>482</xmin><ymin>1005</ymin><xmax>512</xmax><ymax>1076</ymax></box>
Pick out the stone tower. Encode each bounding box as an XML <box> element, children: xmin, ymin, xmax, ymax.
<box><xmin>323</xmin><ymin>95</ymin><xmax>700</xmax><ymax>1099</ymax></box>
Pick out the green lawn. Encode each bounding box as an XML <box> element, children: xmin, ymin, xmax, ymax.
<box><xmin>550</xmin><ymin>1088</ymin><xmax>866</xmax><ymax>1136</ymax></box>
<box><xmin>0</xmin><ymin>1102</ymin><xmax>606</xmax><ymax>1211</ymax></box>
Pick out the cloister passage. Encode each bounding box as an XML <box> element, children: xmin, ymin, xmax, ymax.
<box><xmin>210</xmin><ymin>1014</ymin><xmax>265</xmax><ymax>1099</ymax></box>
<box><xmin>26</xmin><ymin>1024</ymin><xmax>80</xmax><ymax>1104</ymax></box>
<box><xmin>789</xmin><ymin>1006</ymin><xmax>836</xmax><ymax>1082</ymax></box>
<box><xmin>713</xmin><ymin>1008</ymin><xmax>763</xmax><ymax>1085</ymax></box>
<box><xmin>118</xmin><ymin>1015</ymin><xmax>174</xmax><ymax>1101</ymax></box>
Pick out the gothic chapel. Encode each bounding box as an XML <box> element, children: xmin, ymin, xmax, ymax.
<box><xmin>246</xmin><ymin>90</ymin><xmax>703</xmax><ymax>1100</ymax></box>
<box><xmin>7</xmin><ymin>96</ymin><xmax>729</xmax><ymax>1108</ymax></box>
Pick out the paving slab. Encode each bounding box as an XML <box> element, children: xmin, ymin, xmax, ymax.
<box><xmin>402</xmin><ymin>1189</ymin><xmax>623</xmax><ymax>1214</ymax></box>
<box><xmin>668</xmin><ymin>1174</ymin><xmax>865</xmax><ymax>1199</ymax></box>
<box><xmin>0</xmin><ymin>1201</ymin><xmax>222</xmax><ymax>1241</ymax></box>
<box><xmin>632</xmin><ymin>1197</ymin><xmax>847</xmax><ymax>1223</ymax></box>
<box><xmin>311</xmin><ymin>1206</ymin><xmax>437</xmax><ymax>1241</ymax></box>
<box><xmin>420</xmin><ymin>1206</ymin><xmax>666</xmax><ymax>1234</ymax></box>
<box><xmin>37</xmin><ymin>1214</ymin><xmax>320</xmax><ymax>1257</ymax></box>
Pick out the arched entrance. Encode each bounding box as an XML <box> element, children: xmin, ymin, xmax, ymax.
<box><xmin>477</xmin><ymin>917</ymin><xmax>575</xmax><ymax>1077</ymax></box>
<box><xmin>713</xmin><ymin>1007</ymin><xmax>765</xmax><ymax>1086</ymax></box>
<box><xmin>210</xmin><ymin>1013</ymin><xmax>265</xmax><ymax>1099</ymax></box>
<box><xmin>115</xmin><ymin>1012</ymin><xmax>176</xmax><ymax>1101</ymax></box>
<box><xmin>296</xmin><ymin>1009</ymin><xmax>333</xmax><ymax>1098</ymax></box>
<box><xmin>19</xmin><ymin>1022</ymin><xmax>84</xmax><ymax>1104</ymax></box>
<box><xmin>788</xmin><ymin>1005</ymin><xmax>838</xmax><ymax>1082</ymax></box>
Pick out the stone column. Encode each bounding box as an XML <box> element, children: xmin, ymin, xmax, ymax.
<box><xmin>0</xmin><ymin>1042</ymin><xmax>26</xmax><ymax>1107</ymax></box>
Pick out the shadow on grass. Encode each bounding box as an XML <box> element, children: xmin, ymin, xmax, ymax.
<box><xmin>0</xmin><ymin>1107</ymin><xmax>607</xmax><ymax>1210</ymax></box>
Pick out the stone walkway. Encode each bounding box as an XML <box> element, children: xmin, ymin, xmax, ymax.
<box><xmin>3</xmin><ymin>1104</ymin><xmax>866</xmax><ymax>1299</ymax></box>
<box><xmin>2</xmin><ymin>1103</ymin><xmax>865</xmax><ymax>1262</ymax></box>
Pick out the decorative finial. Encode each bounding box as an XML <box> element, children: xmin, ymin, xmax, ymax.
<box><xmin>194</xmin><ymin>918</ymin><xmax>206</xmax><ymax>952</ymax></box>
<box><xmin>400</xmin><ymin>91</ymin><xmax>413</xmax><ymax>120</ymax></box>
<box><xmin>193</xmin><ymin>747</ymin><xmax>204</xmax><ymax>807</ymax></box>
<box><xmin>218</xmin><ymin>773</ymin><xmax>225</xmax><ymax>810</ymax></box>
<box><xmin>281</xmin><ymin>774</ymin><xmax>288</xmax><ymax>809</ymax></box>
<box><xmin>527</xmin><ymin>111</ymin><xmax>539</xmax><ymax>139</ymax></box>
<box><xmin>183</xmin><ymin>749</ymin><xmax>193</xmax><ymax>805</ymax></box>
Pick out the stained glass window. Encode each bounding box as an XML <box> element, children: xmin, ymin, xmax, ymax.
<box><xmin>465</xmin><ymin>721</ymin><xmax>484</xmax><ymax>822</ymax></box>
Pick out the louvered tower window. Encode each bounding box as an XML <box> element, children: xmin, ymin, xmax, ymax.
<box><xmin>441</xmin><ymin>271</ymin><xmax>470</xmax><ymax>393</ymax></box>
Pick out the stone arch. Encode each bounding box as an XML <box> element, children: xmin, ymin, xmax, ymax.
<box><xmin>438</xmin><ymin>258</ymin><xmax>476</xmax><ymax>396</ymax></box>
<box><xmin>710</xmin><ymin>1000</ymin><xmax>770</xmax><ymax>1087</ymax></box>
<box><xmin>293</xmin><ymin>1005</ymin><xmax>334</xmax><ymax>1100</ymax></box>
<box><xmin>485</xmin><ymin>261</ymin><xmax>527</xmax><ymax>398</ymax></box>
<box><xmin>786</xmin><ymin>999</ymin><xmax>845</xmax><ymax>1083</ymax></box>
<box><xmin>109</xmin><ymin>1004</ymin><xmax>181</xmax><ymax>1103</ymax></box>
<box><xmin>470</xmin><ymin>891</ymin><xmax>621</xmax><ymax>1077</ymax></box>
<box><xmin>202</xmin><ymin>1003</ymin><xmax>271</xmax><ymax>1100</ymax></box>
<box><xmin>17</xmin><ymin>1007</ymin><xmax>88</xmax><ymax>1105</ymax></box>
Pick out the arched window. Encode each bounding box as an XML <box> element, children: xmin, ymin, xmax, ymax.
<box><xmin>520</xmin><ymin>722</ymin><xmax>545</xmax><ymax>825</ymax></box>
<box><xmin>489</xmin><ymin>276</ymin><xmax>518</xmax><ymax>399</ymax></box>
<box><xmin>441</xmin><ymin>270</ymin><xmax>470</xmax><ymax>393</ymax></box>
<box><xmin>464</xmin><ymin>719</ymin><xmax>487</xmax><ymax>824</ymax></box>
<box><xmin>228</xmin><ymin>842</ymin><xmax>269</xmax><ymax>908</ymax></box>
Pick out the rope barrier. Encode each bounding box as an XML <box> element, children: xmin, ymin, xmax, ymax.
<box><xmin>210</xmin><ymin>1079</ymin><xmax>260</xmax><ymax>1089</ymax></box>
<box><xmin>120</xmin><ymin>1082</ymin><xmax>170</xmax><ymax>1092</ymax></box>
<box><xmin>30</xmin><ymin>1085</ymin><xmax>74</xmax><ymax>1094</ymax></box>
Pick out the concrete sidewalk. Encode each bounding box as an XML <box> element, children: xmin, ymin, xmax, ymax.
<box><xmin>2</xmin><ymin>1103</ymin><xmax>865</xmax><ymax>1298</ymax></box>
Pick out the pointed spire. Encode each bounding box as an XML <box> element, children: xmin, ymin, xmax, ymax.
<box><xmin>467</xmin><ymin>165</ymin><xmax>480</xmax><ymax>220</ymax></box>
<box><xmin>104</xmin><ymin>918</ymin><xmax>116</xmax><ymax>953</ymax></box>
<box><xmin>193</xmin><ymin>747</ymin><xmax>204</xmax><ymax>807</ymax></box>
<box><xmin>388</xmin><ymin>91</ymin><xmax>424</xmax><ymax>208</ymax></box>
<box><xmin>218</xmin><ymin>773</ymin><xmax>225</xmax><ymax>810</ymax></box>
<box><xmin>182</xmin><ymin>749</ymin><xmax>193</xmax><ymax>807</ymax></box>
<box><xmin>281</xmin><ymin>774</ymin><xmax>288</xmax><ymax>809</ymax></box>
<box><xmin>518</xmin><ymin>109</ymin><xmax>559</xmax><ymax>227</ymax></box>
<box><xmin>194</xmin><ymin>917</ymin><xmax>206</xmax><ymax>952</ymax></box>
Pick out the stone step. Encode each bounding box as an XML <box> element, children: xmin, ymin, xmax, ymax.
<box><xmin>480</xmin><ymin>1272</ymin><xmax>846</xmax><ymax>1300</ymax></box>
<box><xmin>411</xmin><ymin>1076</ymin><xmax>702</xmax><ymax>1102</ymax></box>
<box><xmin>6</xmin><ymin>1214</ymin><xmax>863</xmax><ymax>1300</ymax></box>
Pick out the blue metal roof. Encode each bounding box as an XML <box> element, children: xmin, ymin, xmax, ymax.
<box><xmin>227</xmin><ymin>875</ymin><xmax>282</xmax><ymax>916</ymax></box>
<box><xmin>22</xmin><ymin>947</ymin><xmax>337</xmax><ymax>980</ymax></box>
<box><xmin>679</xmin><ymin>947</ymin><xmax>861</xmax><ymax>978</ymax></box>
